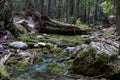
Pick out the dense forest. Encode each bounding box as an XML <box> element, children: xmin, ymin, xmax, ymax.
<box><xmin>0</xmin><ymin>0</ymin><xmax>120</xmax><ymax>80</ymax></box>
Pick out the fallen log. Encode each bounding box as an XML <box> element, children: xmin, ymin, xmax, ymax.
<box><xmin>24</xmin><ymin>10</ymin><xmax>95</xmax><ymax>35</ymax></box>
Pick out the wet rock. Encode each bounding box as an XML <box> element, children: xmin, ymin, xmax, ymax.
<box><xmin>0</xmin><ymin>44</ymin><xmax>4</xmax><ymax>53</ymax></box>
<box><xmin>18</xmin><ymin>52</ymin><xmax>31</xmax><ymax>57</ymax></box>
<box><xmin>9</xmin><ymin>41</ymin><xmax>28</xmax><ymax>49</ymax></box>
<box><xmin>105</xmin><ymin>39</ymin><xmax>119</xmax><ymax>48</ymax></box>
<box><xmin>90</xmin><ymin>42</ymin><xmax>118</xmax><ymax>56</ymax></box>
<box><xmin>65</xmin><ymin>47</ymin><xmax>75</xmax><ymax>52</ymax></box>
<box><xmin>71</xmin><ymin>44</ymin><xmax>88</xmax><ymax>55</ymax></box>
<box><xmin>72</xmin><ymin>42</ymin><xmax>119</xmax><ymax>76</ymax></box>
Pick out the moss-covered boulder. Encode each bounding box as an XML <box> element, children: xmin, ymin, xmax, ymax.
<box><xmin>60</xmin><ymin>50</ymin><xmax>69</xmax><ymax>56</ymax></box>
<box><xmin>46</xmin><ymin>62</ymin><xmax>65</xmax><ymax>75</ymax></box>
<box><xmin>72</xmin><ymin>46</ymin><xmax>117</xmax><ymax>76</ymax></box>
<box><xmin>11</xmin><ymin>23</ymin><xmax>27</xmax><ymax>36</ymax></box>
<box><xmin>50</xmin><ymin>48</ymin><xmax>62</xmax><ymax>54</ymax></box>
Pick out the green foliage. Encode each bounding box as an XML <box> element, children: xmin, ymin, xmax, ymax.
<box><xmin>76</xmin><ymin>18</ymin><xmax>93</xmax><ymax>29</ymax></box>
<box><xmin>101</xmin><ymin>0</ymin><xmax>114</xmax><ymax>14</ymax></box>
<box><xmin>67</xmin><ymin>17</ymin><xmax>74</xmax><ymax>24</ymax></box>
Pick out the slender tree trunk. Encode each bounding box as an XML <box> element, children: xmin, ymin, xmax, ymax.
<box><xmin>25</xmin><ymin>0</ymin><xmax>35</xmax><ymax>11</ymax></box>
<box><xmin>73</xmin><ymin>0</ymin><xmax>80</xmax><ymax>24</ymax></box>
<box><xmin>115</xmin><ymin>0</ymin><xmax>120</xmax><ymax>54</ymax></box>
<box><xmin>0</xmin><ymin>0</ymin><xmax>14</xmax><ymax>36</ymax></box>
<box><xmin>115</xmin><ymin>0</ymin><xmax>120</xmax><ymax>36</ymax></box>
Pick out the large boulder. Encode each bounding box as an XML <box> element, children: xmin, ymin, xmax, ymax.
<box><xmin>72</xmin><ymin>42</ymin><xmax>119</xmax><ymax>76</ymax></box>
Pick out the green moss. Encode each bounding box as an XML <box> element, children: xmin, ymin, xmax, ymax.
<box><xmin>6</xmin><ymin>57</ymin><xmax>18</xmax><ymax>65</ymax></box>
<box><xmin>17</xmin><ymin>34</ymin><xmax>40</xmax><ymax>42</ymax></box>
<box><xmin>96</xmin><ymin>53</ymin><xmax>110</xmax><ymax>63</ymax></box>
<box><xmin>0</xmin><ymin>65</ymin><xmax>10</xmax><ymax>78</ymax></box>
<box><xmin>46</xmin><ymin>43</ymin><xmax>54</xmax><ymax>49</ymax></box>
<box><xmin>72</xmin><ymin>46</ymin><xmax>115</xmax><ymax>76</ymax></box>
<box><xmin>104</xmin><ymin>32</ymin><xmax>112</xmax><ymax>38</ymax></box>
<box><xmin>46</xmin><ymin>62</ymin><xmax>65</xmax><ymax>75</ymax></box>
<box><xmin>50</xmin><ymin>48</ymin><xmax>62</xmax><ymax>54</ymax></box>
<box><xmin>67</xmin><ymin>60</ymin><xmax>74</xmax><ymax>68</ymax></box>
<box><xmin>77</xmin><ymin>47</ymin><xmax>96</xmax><ymax>58</ymax></box>
<box><xmin>11</xmin><ymin>23</ymin><xmax>27</xmax><ymax>36</ymax></box>
<box><xmin>17</xmin><ymin>60</ymin><xmax>29</xmax><ymax>71</ymax></box>
<box><xmin>27</xmin><ymin>48</ymin><xmax>40</xmax><ymax>53</ymax></box>
<box><xmin>48</xmin><ymin>34</ymin><xmax>86</xmax><ymax>46</ymax></box>
<box><xmin>33</xmin><ymin>55</ymin><xmax>43</xmax><ymax>64</ymax></box>
<box><xmin>60</xmin><ymin>50</ymin><xmax>69</xmax><ymax>56</ymax></box>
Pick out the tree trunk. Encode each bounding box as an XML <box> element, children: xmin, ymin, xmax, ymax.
<box><xmin>24</xmin><ymin>10</ymin><xmax>94</xmax><ymax>35</ymax></box>
<box><xmin>25</xmin><ymin>0</ymin><xmax>35</xmax><ymax>11</ymax></box>
<box><xmin>115</xmin><ymin>0</ymin><xmax>120</xmax><ymax>36</ymax></box>
<box><xmin>73</xmin><ymin>0</ymin><xmax>80</xmax><ymax>24</ymax></box>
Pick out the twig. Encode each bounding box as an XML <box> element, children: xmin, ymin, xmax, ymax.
<box><xmin>0</xmin><ymin>52</ymin><xmax>12</xmax><ymax>65</ymax></box>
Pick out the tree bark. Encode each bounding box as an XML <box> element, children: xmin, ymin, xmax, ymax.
<box><xmin>115</xmin><ymin>0</ymin><xmax>120</xmax><ymax>36</ymax></box>
<box><xmin>25</xmin><ymin>10</ymin><xmax>94</xmax><ymax>35</ymax></box>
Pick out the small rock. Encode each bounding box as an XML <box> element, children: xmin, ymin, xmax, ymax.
<box><xmin>117</xmin><ymin>56</ymin><xmax>120</xmax><ymax>60</ymax></box>
<box><xmin>71</xmin><ymin>44</ymin><xmax>88</xmax><ymax>55</ymax></box>
<box><xmin>42</xmin><ymin>33</ymin><xmax>48</xmax><ymax>38</ymax></box>
<box><xmin>9</xmin><ymin>41</ymin><xmax>28</xmax><ymax>49</ymax></box>
<box><xmin>89</xmin><ymin>36</ymin><xmax>96</xmax><ymax>39</ymax></box>
<box><xmin>80</xmin><ymin>35</ymin><xmax>89</xmax><ymax>38</ymax></box>
<box><xmin>0</xmin><ymin>44</ymin><xmax>4</xmax><ymax>53</ymax></box>
<box><xmin>65</xmin><ymin>47</ymin><xmax>75</xmax><ymax>51</ymax></box>
<box><xmin>80</xmin><ymin>44</ymin><xmax>89</xmax><ymax>49</ymax></box>
<box><xmin>34</xmin><ymin>42</ymin><xmax>46</xmax><ymax>47</ymax></box>
<box><xmin>36</xmin><ymin>35</ymin><xmax>43</xmax><ymax>39</ymax></box>
<box><xmin>18</xmin><ymin>52</ymin><xmax>31</xmax><ymax>57</ymax></box>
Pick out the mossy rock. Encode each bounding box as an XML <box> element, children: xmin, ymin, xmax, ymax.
<box><xmin>11</xmin><ymin>23</ymin><xmax>27</xmax><ymax>36</ymax></box>
<box><xmin>17</xmin><ymin>60</ymin><xmax>29</xmax><ymax>71</ymax></box>
<box><xmin>0</xmin><ymin>65</ymin><xmax>10</xmax><ymax>78</ymax></box>
<box><xmin>72</xmin><ymin>47</ymin><xmax>116</xmax><ymax>76</ymax></box>
<box><xmin>32</xmin><ymin>55</ymin><xmax>43</xmax><ymax>64</ymax></box>
<box><xmin>60</xmin><ymin>50</ymin><xmax>69</xmax><ymax>56</ymax></box>
<box><xmin>66</xmin><ymin>60</ymin><xmax>74</xmax><ymax>68</ymax></box>
<box><xmin>46</xmin><ymin>43</ymin><xmax>54</xmax><ymax>49</ymax></box>
<box><xmin>50</xmin><ymin>48</ymin><xmax>62</xmax><ymax>54</ymax></box>
<box><xmin>6</xmin><ymin>57</ymin><xmax>23</xmax><ymax>65</ymax></box>
<box><xmin>46</xmin><ymin>62</ymin><xmax>65</xmax><ymax>75</ymax></box>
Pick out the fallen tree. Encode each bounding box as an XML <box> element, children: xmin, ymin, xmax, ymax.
<box><xmin>19</xmin><ymin>10</ymin><xmax>95</xmax><ymax>35</ymax></box>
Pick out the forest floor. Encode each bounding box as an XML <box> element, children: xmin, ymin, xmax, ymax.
<box><xmin>0</xmin><ymin>17</ymin><xmax>119</xmax><ymax>80</ymax></box>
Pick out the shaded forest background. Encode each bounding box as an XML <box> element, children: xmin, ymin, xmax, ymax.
<box><xmin>13</xmin><ymin>0</ymin><xmax>115</xmax><ymax>26</ymax></box>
